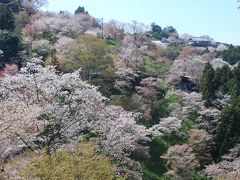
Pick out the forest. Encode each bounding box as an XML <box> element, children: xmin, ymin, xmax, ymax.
<box><xmin>0</xmin><ymin>0</ymin><xmax>240</xmax><ymax>180</ymax></box>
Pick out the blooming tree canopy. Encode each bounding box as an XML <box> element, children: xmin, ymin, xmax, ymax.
<box><xmin>0</xmin><ymin>58</ymin><xmax>150</xmax><ymax>170</ymax></box>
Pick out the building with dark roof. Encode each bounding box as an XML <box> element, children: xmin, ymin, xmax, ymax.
<box><xmin>189</xmin><ymin>37</ymin><xmax>212</xmax><ymax>47</ymax></box>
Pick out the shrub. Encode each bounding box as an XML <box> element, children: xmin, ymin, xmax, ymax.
<box><xmin>22</xmin><ymin>142</ymin><xmax>116</xmax><ymax>180</ymax></box>
<box><xmin>154</xmin><ymin>46</ymin><xmax>181</xmax><ymax>61</ymax></box>
<box><xmin>180</xmin><ymin>111</ymin><xmax>198</xmax><ymax>136</ymax></box>
<box><xmin>140</xmin><ymin>56</ymin><xmax>171</xmax><ymax>77</ymax></box>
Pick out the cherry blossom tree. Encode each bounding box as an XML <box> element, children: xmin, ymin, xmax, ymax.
<box><xmin>197</xmin><ymin>108</ymin><xmax>221</xmax><ymax>134</ymax></box>
<box><xmin>104</xmin><ymin>20</ymin><xmax>125</xmax><ymax>41</ymax></box>
<box><xmin>125</xmin><ymin>20</ymin><xmax>150</xmax><ymax>45</ymax></box>
<box><xmin>0</xmin><ymin>58</ymin><xmax>150</xmax><ymax>177</ymax></box>
<box><xmin>205</xmin><ymin>144</ymin><xmax>240</xmax><ymax>178</ymax></box>
<box><xmin>95</xmin><ymin>106</ymin><xmax>151</xmax><ymax>178</ymax></box>
<box><xmin>188</xmin><ymin>129</ymin><xmax>214</xmax><ymax>165</ymax></box>
<box><xmin>21</xmin><ymin>0</ymin><xmax>48</xmax><ymax>14</ymax></box>
<box><xmin>150</xmin><ymin>117</ymin><xmax>182</xmax><ymax>137</ymax></box>
<box><xmin>161</xmin><ymin>144</ymin><xmax>200</xmax><ymax>179</ymax></box>
<box><xmin>0</xmin><ymin>58</ymin><xmax>106</xmax><ymax>155</ymax></box>
<box><xmin>115</xmin><ymin>44</ymin><xmax>144</xmax><ymax>71</ymax></box>
<box><xmin>169</xmin><ymin>56</ymin><xmax>206</xmax><ymax>84</ymax></box>
<box><xmin>23</xmin><ymin>12</ymin><xmax>98</xmax><ymax>40</ymax></box>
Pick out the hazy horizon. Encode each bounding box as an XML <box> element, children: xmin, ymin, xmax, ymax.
<box><xmin>42</xmin><ymin>0</ymin><xmax>240</xmax><ymax>45</ymax></box>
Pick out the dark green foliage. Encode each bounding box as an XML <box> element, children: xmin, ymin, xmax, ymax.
<box><xmin>0</xmin><ymin>5</ymin><xmax>15</xmax><ymax>31</ymax></box>
<box><xmin>142</xmin><ymin>137</ymin><xmax>172</xmax><ymax>180</ymax></box>
<box><xmin>74</xmin><ymin>6</ymin><xmax>86</xmax><ymax>14</ymax></box>
<box><xmin>214</xmin><ymin>65</ymin><xmax>240</xmax><ymax>159</ymax></box>
<box><xmin>0</xmin><ymin>0</ymin><xmax>21</xmax><ymax>13</ymax></box>
<box><xmin>180</xmin><ymin>111</ymin><xmax>198</xmax><ymax>136</ymax></box>
<box><xmin>214</xmin><ymin>102</ymin><xmax>240</xmax><ymax>159</ymax></box>
<box><xmin>229</xmin><ymin>64</ymin><xmax>240</xmax><ymax>99</ymax></box>
<box><xmin>160</xmin><ymin>26</ymin><xmax>178</xmax><ymax>39</ymax></box>
<box><xmin>205</xmin><ymin>64</ymin><xmax>240</xmax><ymax>160</ymax></box>
<box><xmin>0</xmin><ymin>3</ymin><xmax>22</xmax><ymax>68</ymax></box>
<box><xmin>142</xmin><ymin>136</ymin><xmax>185</xmax><ymax>180</ymax></box>
<box><xmin>156</xmin><ymin>93</ymin><xmax>182</xmax><ymax>126</ymax></box>
<box><xmin>200</xmin><ymin>62</ymin><xmax>216</xmax><ymax>107</ymax></box>
<box><xmin>217</xmin><ymin>45</ymin><xmax>240</xmax><ymax>65</ymax></box>
<box><xmin>105</xmin><ymin>38</ymin><xmax>118</xmax><ymax>47</ymax></box>
<box><xmin>200</xmin><ymin>62</ymin><xmax>240</xmax><ymax>102</ymax></box>
<box><xmin>150</xmin><ymin>23</ymin><xmax>162</xmax><ymax>40</ymax></box>
<box><xmin>0</xmin><ymin>30</ymin><xmax>20</xmax><ymax>60</ymax></box>
<box><xmin>42</xmin><ymin>31</ymin><xmax>59</xmax><ymax>45</ymax></box>
<box><xmin>158</xmin><ymin>98</ymin><xmax>171</xmax><ymax>119</ymax></box>
<box><xmin>214</xmin><ymin>65</ymin><xmax>233</xmax><ymax>94</ymax></box>
<box><xmin>163</xmin><ymin>26</ymin><xmax>177</xmax><ymax>34</ymax></box>
<box><xmin>159</xmin><ymin>31</ymin><xmax>168</xmax><ymax>39</ymax></box>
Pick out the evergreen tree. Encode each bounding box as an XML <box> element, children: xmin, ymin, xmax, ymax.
<box><xmin>218</xmin><ymin>45</ymin><xmax>240</xmax><ymax>65</ymax></box>
<box><xmin>214</xmin><ymin>65</ymin><xmax>233</xmax><ymax>94</ymax></box>
<box><xmin>150</xmin><ymin>23</ymin><xmax>162</xmax><ymax>40</ymax></box>
<box><xmin>74</xmin><ymin>6</ymin><xmax>85</xmax><ymax>14</ymax></box>
<box><xmin>230</xmin><ymin>64</ymin><xmax>240</xmax><ymax>99</ymax></box>
<box><xmin>200</xmin><ymin>62</ymin><xmax>216</xmax><ymax>107</ymax></box>
<box><xmin>214</xmin><ymin>102</ymin><xmax>240</xmax><ymax>159</ymax></box>
<box><xmin>0</xmin><ymin>5</ymin><xmax>15</xmax><ymax>31</ymax></box>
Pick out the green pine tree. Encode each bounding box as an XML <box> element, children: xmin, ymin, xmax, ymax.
<box><xmin>214</xmin><ymin>65</ymin><xmax>233</xmax><ymax>94</ymax></box>
<box><xmin>214</xmin><ymin>102</ymin><xmax>240</xmax><ymax>159</ymax></box>
<box><xmin>200</xmin><ymin>62</ymin><xmax>216</xmax><ymax>107</ymax></box>
<box><xmin>230</xmin><ymin>64</ymin><xmax>240</xmax><ymax>99</ymax></box>
<box><xmin>74</xmin><ymin>6</ymin><xmax>86</xmax><ymax>14</ymax></box>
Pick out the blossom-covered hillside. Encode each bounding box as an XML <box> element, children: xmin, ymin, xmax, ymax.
<box><xmin>0</xmin><ymin>1</ymin><xmax>240</xmax><ymax>180</ymax></box>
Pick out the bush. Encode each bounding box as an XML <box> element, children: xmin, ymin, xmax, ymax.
<box><xmin>22</xmin><ymin>142</ymin><xmax>117</xmax><ymax>180</ymax></box>
<box><xmin>158</xmin><ymin>93</ymin><xmax>182</xmax><ymax>119</ymax></box>
<box><xmin>180</xmin><ymin>111</ymin><xmax>198</xmax><ymax>136</ymax></box>
<box><xmin>154</xmin><ymin>46</ymin><xmax>181</xmax><ymax>61</ymax></box>
<box><xmin>42</xmin><ymin>31</ymin><xmax>59</xmax><ymax>45</ymax></box>
<box><xmin>140</xmin><ymin>56</ymin><xmax>171</xmax><ymax>77</ymax></box>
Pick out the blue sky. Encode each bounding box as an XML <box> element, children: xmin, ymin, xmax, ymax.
<box><xmin>42</xmin><ymin>0</ymin><xmax>240</xmax><ymax>45</ymax></box>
